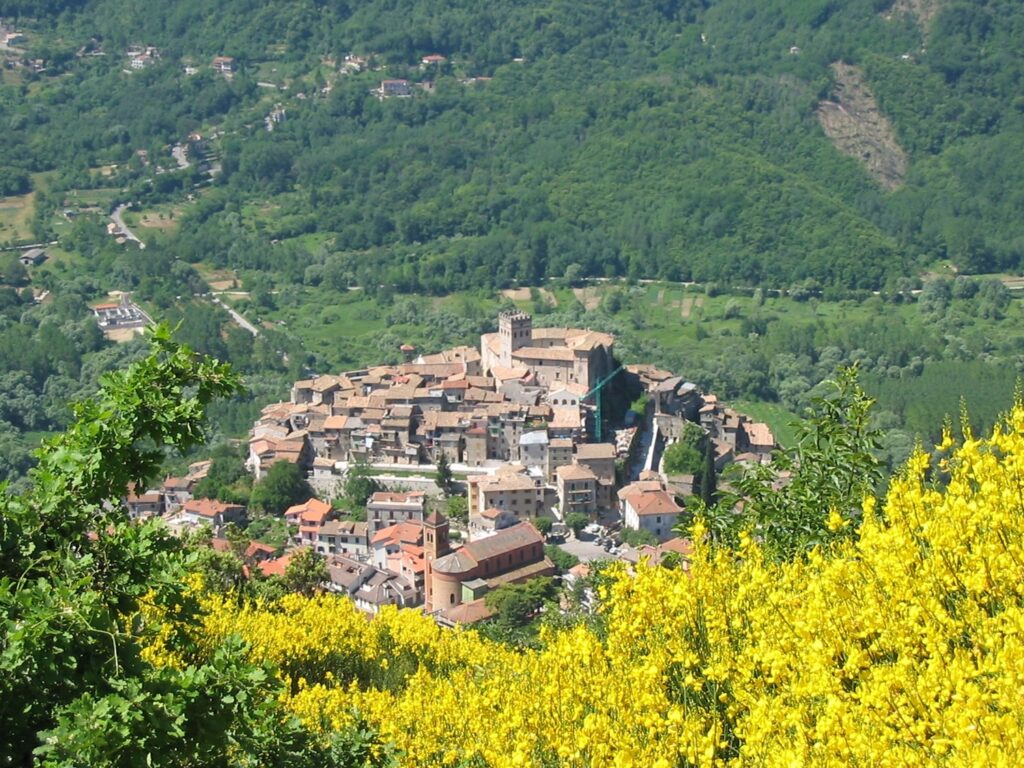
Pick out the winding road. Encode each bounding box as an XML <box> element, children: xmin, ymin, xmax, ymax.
<box><xmin>110</xmin><ymin>204</ymin><xmax>145</xmax><ymax>248</ymax></box>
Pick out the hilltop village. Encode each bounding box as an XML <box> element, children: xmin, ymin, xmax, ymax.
<box><xmin>127</xmin><ymin>311</ymin><xmax>777</xmax><ymax>625</ymax></box>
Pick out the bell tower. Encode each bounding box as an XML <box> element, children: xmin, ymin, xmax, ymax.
<box><xmin>422</xmin><ymin>510</ymin><xmax>450</xmax><ymax>613</ymax></box>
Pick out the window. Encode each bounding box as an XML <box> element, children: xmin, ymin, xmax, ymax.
<box><xmin>657</xmin><ymin>516</ymin><xmax>662</xmax><ymax>523</ymax></box>
<box><xmin>449</xmin><ymin>593</ymin><xmax>455</xmax><ymax>605</ymax></box>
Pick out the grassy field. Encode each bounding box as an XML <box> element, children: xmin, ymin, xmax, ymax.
<box><xmin>64</xmin><ymin>187</ymin><xmax>120</xmax><ymax>208</ymax></box>
<box><xmin>731</xmin><ymin>400</ymin><xmax>800</xmax><ymax>449</ymax></box>
<box><xmin>0</xmin><ymin>191</ymin><xmax>36</xmax><ymax>242</ymax></box>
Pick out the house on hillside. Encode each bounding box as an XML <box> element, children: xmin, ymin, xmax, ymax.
<box><xmin>379</xmin><ymin>79</ymin><xmax>412</xmax><ymax>98</ymax></box>
<box><xmin>325</xmin><ymin>554</ymin><xmax>418</xmax><ymax>614</ymax></box>
<box><xmin>125</xmin><ymin>489</ymin><xmax>163</xmax><ymax>519</ymax></box>
<box><xmin>317</xmin><ymin>519</ymin><xmax>368</xmax><ymax>558</ymax></box>
<box><xmin>618</xmin><ymin>479</ymin><xmax>684</xmax><ymax>542</ymax></box>
<box><xmin>284</xmin><ymin>498</ymin><xmax>336</xmax><ymax>549</ymax></box>
<box><xmin>180</xmin><ymin>499</ymin><xmax>246</xmax><ymax>534</ymax></box>
<box><xmin>19</xmin><ymin>248</ymin><xmax>46</xmax><ymax>266</ymax></box>
<box><xmin>366</xmin><ymin>491</ymin><xmax>426</xmax><ymax>534</ymax></box>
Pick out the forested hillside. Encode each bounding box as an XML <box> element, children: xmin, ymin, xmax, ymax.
<box><xmin>2</xmin><ymin>0</ymin><xmax>1023</xmax><ymax>288</ymax></box>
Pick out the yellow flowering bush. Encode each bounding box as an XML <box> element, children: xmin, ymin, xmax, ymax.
<box><xmin>163</xmin><ymin>407</ymin><xmax>1024</xmax><ymax>766</ymax></box>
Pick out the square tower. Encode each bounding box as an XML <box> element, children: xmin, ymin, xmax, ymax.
<box><xmin>498</xmin><ymin>310</ymin><xmax>532</xmax><ymax>366</ymax></box>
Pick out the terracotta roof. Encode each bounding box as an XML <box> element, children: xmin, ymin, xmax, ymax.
<box><xmin>549</xmin><ymin>407</ymin><xmax>582</xmax><ymax>430</ymax></box>
<box><xmin>431</xmin><ymin>548</ymin><xmax>478</xmax><ymax>574</ymax></box>
<box><xmin>424</xmin><ymin>510</ymin><xmax>446</xmax><ymax>526</ymax></box>
<box><xmin>371</xmin><ymin>520</ymin><xmax>423</xmax><ymax>546</ymax></box>
<box><xmin>512</xmin><ymin>346</ymin><xmax>575</xmax><ymax>362</ymax></box>
<box><xmin>183</xmin><ymin>498</ymin><xmax>244</xmax><ymax>519</ymax></box>
<box><xmin>284</xmin><ymin>497</ymin><xmax>333</xmax><ymax>524</ymax></box>
<box><xmin>556</xmin><ymin>464</ymin><xmax>597</xmax><ymax>482</ymax></box>
<box><xmin>245</xmin><ymin>541</ymin><xmax>278</xmax><ymax>558</ymax></box>
<box><xmin>126</xmin><ymin>491</ymin><xmax>161</xmax><ymax>504</ymax></box>
<box><xmin>548</xmin><ymin>382</ymin><xmax>590</xmax><ymax>397</ymax></box>
<box><xmin>257</xmin><ymin>552</ymin><xmax>293</xmax><ymax>577</ymax></box>
<box><xmin>440</xmin><ymin>598</ymin><xmax>494</xmax><ymax>625</ymax></box>
<box><xmin>478</xmin><ymin>473</ymin><xmax>538</xmax><ymax>492</ymax></box>
<box><xmin>484</xmin><ymin>334</ymin><xmax>503</xmax><ymax>357</ymax></box>
<box><xmin>490</xmin><ymin>365</ymin><xmax>531</xmax><ymax>381</ymax></box>
<box><xmin>568</xmin><ymin>562</ymin><xmax>591</xmax><ymax>579</ymax></box>
<box><xmin>628</xmin><ymin>489</ymin><xmax>683</xmax><ymax>517</ymax></box>
<box><xmin>466</xmin><ymin>523</ymin><xmax>543</xmax><ymax>560</ymax></box>
<box><xmin>745</xmin><ymin>421</ymin><xmax>775</xmax><ymax>447</ymax></box>
<box><xmin>311</xmin><ymin>376</ymin><xmax>344</xmax><ymax>392</ymax></box>
<box><xmin>618</xmin><ymin>480</ymin><xmax>665</xmax><ymax>501</ymax></box>
<box><xmin>575</xmin><ymin>442</ymin><xmax>616</xmax><ymax>460</ymax></box>
<box><xmin>319</xmin><ymin>519</ymin><xmax>368</xmax><ymax>537</ymax></box>
<box><xmin>162</xmin><ymin>476</ymin><xmax>190</xmax><ymax>491</ymax></box>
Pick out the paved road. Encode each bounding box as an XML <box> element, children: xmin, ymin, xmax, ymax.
<box><xmin>211</xmin><ymin>295</ymin><xmax>259</xmax><ymax>336</ymax></box>
<box><xmin>110</xmin><ymin>204</ymin><xmax>144</xmax><ymax>248</ymax></box>
<box><xmin>171</xmin><ymin>144</ymin><xmax>190</xmax><ymax>169</ymax></box>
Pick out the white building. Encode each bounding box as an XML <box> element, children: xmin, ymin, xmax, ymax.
<box><xmin>618</xmin><ymin>480</ymin><xmax>684</xmax><ymax>542</ymax></box>
<box><xmin>366</xmin><ymin>491</ymin><xmax>426</xmax><ymax>534</ymax></box>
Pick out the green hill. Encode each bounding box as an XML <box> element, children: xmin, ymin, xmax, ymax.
<box><xmin>2</xmin><ymin>0</ymin><xmax>1022</xmax><ymax>290</ymax></box>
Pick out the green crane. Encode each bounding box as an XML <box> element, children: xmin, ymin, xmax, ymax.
<box><xmin>582</xmin><ymin>365</ymin><xmax>624</xmax><ymax>443</ymax></box>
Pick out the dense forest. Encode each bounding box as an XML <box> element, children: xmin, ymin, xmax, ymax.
<box><xmin>2</xmin><ymin>0</ymin><xmax>1023</xmax><ymax>287</ymax></box>
<box><xmin>1</xmin><ymin>0</ymin><xmax>1024</xmax><ymax>482</ymax></box>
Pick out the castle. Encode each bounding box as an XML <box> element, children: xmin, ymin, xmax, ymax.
<box><xmin>479</xmin><ymin>311</ymin><xmax>615</xmax><ymax>392</ymax></box>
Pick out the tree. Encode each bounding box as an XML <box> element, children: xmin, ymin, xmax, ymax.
<box><xmin>685</xmin><ymin>367</ymin><xmax>883</xmax><ymax>558</ymax></box>
<box><xmin>284</xmin><ymin>547</ymin><xmax>329</xmax><ymax>597</ymax></box>
<box><xmin>249</xmin><ymin>461</ymin><xmax>312</xmax><ymax>516</ymax></box>
<box><xmin>224</xmin><ymin>521</ymin><xmax>250</xmax><ymax>558</ymax></box>
<box><xmin>484</xmin><ymin>577</ymin><xmax>557</xmax><ymax>628</ymax></box>
<box><xmin>534</xmin><ymin>516</ymin><xmax>553</xmax><ymax>536</ymax></box>
<box><xmin>344</xmin><ymin>460</ymin><xmax>377</xmax><ymax>507</ymax></box>
<box><xmin>0</xmin><ymin>328</ymin><xmax>286</xmax><ymax>760</ymax></box>
<box><xmin>446</xmin><ymin>495</ymin><xmax>468</xmax><ymax>522</ymax></box>
<box><xmin>619</xmin><ymin>527</ymin><xmax>659</xmax><ymax>547</ymax></box>
<box><xmin>699</xmin><ymin>438</ymin><xmax>717</xmax><ymax>508</ymax></box>
<box><xmin>0</xmin><ymin>329</ymin><xmax>387</xmax><ymax>764</ymax></box>
<box><xmin>565</xmin><ymin>512</ymin><xmax>590</xmax><ymax>537</ymax></box>
<box><xmin>663</xmin><ymin>423</ymin><xmax>707</xmax><ymax>475</ymax></box>
<box><xmin>192</xmin><ymin>443</ymin><xmax>250</xmax><ymax>503</ymax></box>
<box><xmin>544</xmin><ymin>544</ymin><xmax>579</xmax><ymax>573</ymax></box>
<box><xmin>435</xmin><ymin>451</ymin><xmax>454</xmax><ymax>495</ymax></box>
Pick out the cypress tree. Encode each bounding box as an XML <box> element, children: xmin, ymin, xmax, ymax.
<box><xmin>700</xmin><ymin>439</ymin><xmax>717</xmax><ymax>508</ymax></box>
